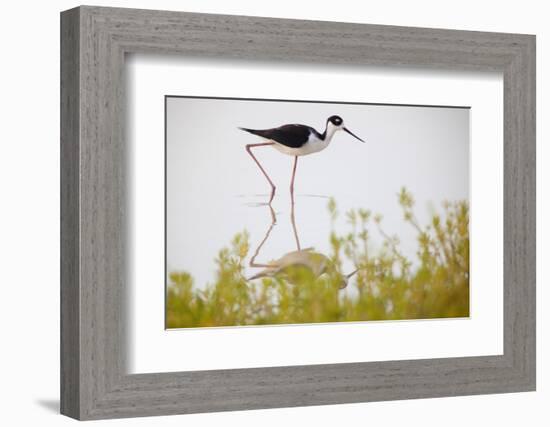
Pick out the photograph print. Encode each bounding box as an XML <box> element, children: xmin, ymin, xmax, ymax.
<box><xmin>166</xmin><ymin>96</ymin><xmax>470</xmax><ymax>329</ymax></box>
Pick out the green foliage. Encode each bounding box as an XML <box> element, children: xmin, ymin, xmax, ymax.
<box><xmin>166</xmin><ymin>188</ymin><xmax>469</xmax><ymax>328</ymax></box>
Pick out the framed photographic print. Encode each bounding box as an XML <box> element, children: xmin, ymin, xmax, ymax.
<box><xmin>164</xmin><ymin>95</ymin><xmax>470</xmax><ymax>330</ymax></box>
<box><xmin>61</xmin><ymin>6</ymin><xmax>536</xmax><ymax>420</ymax></box>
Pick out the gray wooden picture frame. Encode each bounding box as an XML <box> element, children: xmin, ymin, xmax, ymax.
<box><xmin>60</xmin><ymin>5</ymin><xmax>536</xmax><ymax>420</ymax></box>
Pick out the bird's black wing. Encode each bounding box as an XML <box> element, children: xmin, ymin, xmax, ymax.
<box><xmin>239</xmin><ymin>124</ymin><xmax>315</xmax><ymax>148</ymax></box>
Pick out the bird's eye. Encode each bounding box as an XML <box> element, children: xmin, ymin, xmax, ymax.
<box><xmin>329</xmin><ymin>116</ymin><xmax>342</xmax><ymax>125</ymax></box>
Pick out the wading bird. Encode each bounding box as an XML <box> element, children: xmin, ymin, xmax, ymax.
<box><xmin>239</xmin><ymin>115</ymin><xmax>364</xmax><ymax>204</ymax></box>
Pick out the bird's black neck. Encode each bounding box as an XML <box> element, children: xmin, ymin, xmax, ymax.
<box><xmin>319</xmin><ymin>122</ymin><xmax>338</xmax><ymax>141</ymax></box>
<box><xmin>318</xmin><ymin>122</ymin><xmax>330</xmax><ymax>141</ymax></box>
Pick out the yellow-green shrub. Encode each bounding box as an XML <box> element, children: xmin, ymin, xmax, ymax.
<box><xmin>167</xmin><ymin>188</ymin><xmax>469</xmax><ymax>328</ymax></box>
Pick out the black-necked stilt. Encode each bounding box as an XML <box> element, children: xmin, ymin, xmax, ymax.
<box><xmin>239</xmin><ymin>115</ymin><xmax>365</xmax><ymax>204</ymax></box>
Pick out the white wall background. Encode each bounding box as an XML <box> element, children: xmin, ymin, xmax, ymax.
<box><xmin>0</xmin><ymin>0</ymin><xmax>546</xmax><ymax>425</ymax></box>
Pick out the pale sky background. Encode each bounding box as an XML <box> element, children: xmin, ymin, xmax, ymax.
<box><xmin>166</xmin><ymin>97</ymin><xmax>469</xmax><ymax>290</ymax></box>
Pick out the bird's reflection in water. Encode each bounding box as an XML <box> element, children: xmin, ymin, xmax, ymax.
<box><xmin>247</xmin><ymin>202</ymin><xmax>357</xmax><ymax>289</ymax></box>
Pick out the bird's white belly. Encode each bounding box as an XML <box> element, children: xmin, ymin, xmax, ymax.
<box><xmin>272</xmin><ymin>135</ymin><xmax>330</xmax><ymax>157</ymax></box>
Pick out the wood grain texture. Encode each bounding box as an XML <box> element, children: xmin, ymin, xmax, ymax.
<box><xmin>60</xmin><ymin>6</ymin><xmax>536</xmax><ymax>420</ymax></box>
<box><xmin>60</xmin><ymin>7</ymin><xmax>80</xmax><ymax>419</ymax></box>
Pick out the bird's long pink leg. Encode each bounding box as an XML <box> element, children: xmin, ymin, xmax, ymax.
<box><xmin>245</xmin><ymin>142</ymin><xmax>276</xmax><ymax>204</ymax></box>
<box><xmin>290</xmin><ymin>155</ymin><xmax>298</xmax><ymax>205</ymax></box>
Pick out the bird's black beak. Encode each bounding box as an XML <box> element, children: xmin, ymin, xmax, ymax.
<box><xmin>343</xmin><ymin>127</ymin><xmax>365</xmax><ymax>143</ymax></box>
